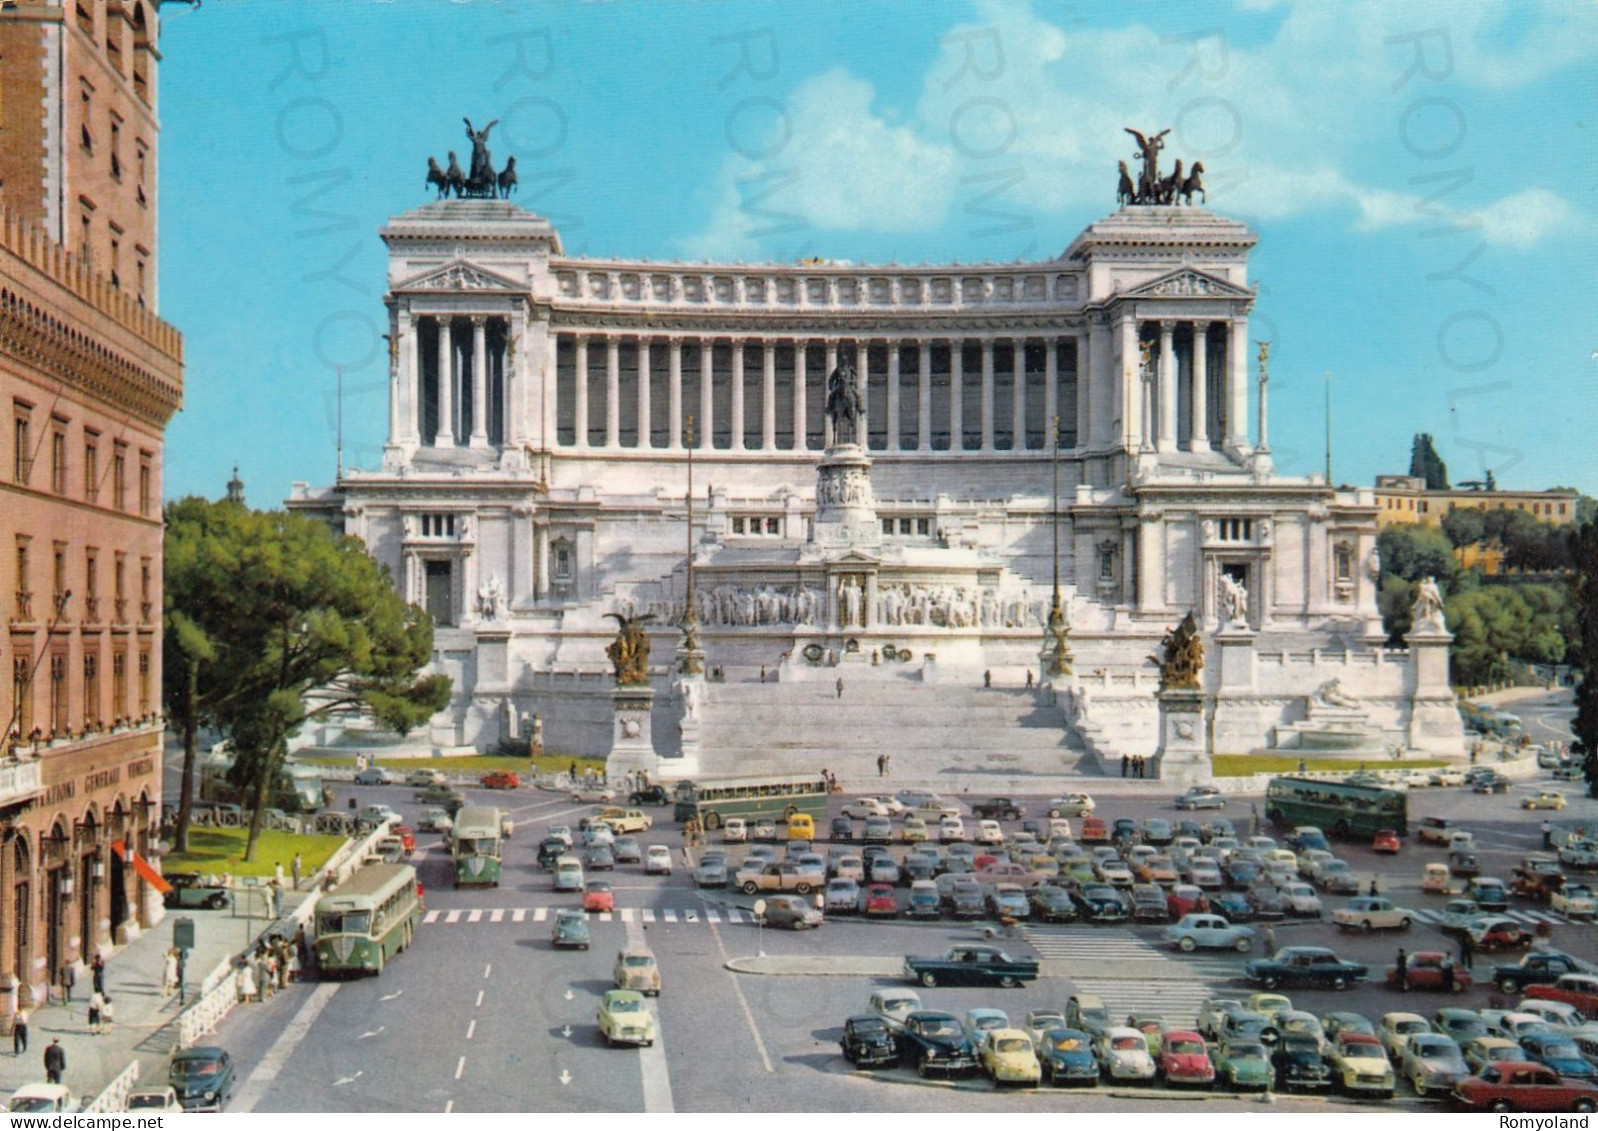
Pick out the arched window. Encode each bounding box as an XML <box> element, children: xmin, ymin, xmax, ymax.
<box><xmin>131</xmin><ymin>4</ymin><xmax>151</xmax><ymax>103</ymax></box>
<box><xmin>106</xmin><ymin>8</ymin><xmax>125</xmax><ymax>74</ymax></box>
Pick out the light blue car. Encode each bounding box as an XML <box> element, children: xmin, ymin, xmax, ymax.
<box><xmin>1162</xmin><ymin>912</ymin><xmax>1256</xmax><ymax>953</ymax></box>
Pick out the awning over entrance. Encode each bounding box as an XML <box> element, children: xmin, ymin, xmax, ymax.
<box><xmin>111</xmin><ymin>840</ymin><xmax>172</xmax><ymax>895</ymax></box>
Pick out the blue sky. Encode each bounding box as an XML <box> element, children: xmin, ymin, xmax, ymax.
<box><xmin>156</xmin><ymin>0</ymin><xmax>1598</xmax><ymax>503</ymax></box>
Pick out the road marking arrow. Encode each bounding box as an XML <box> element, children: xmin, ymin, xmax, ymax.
<box><xmin>559</xmin><ymin>1069</ymin><xmax>572</xmax><ymax>1086</ymax></box>
<box><xmin>562</xmin><ymin>1024</ymin><xmax>573</xmax><ymax>1038</ymax></box>
<box><xmin>333</xmin><ymin>1071</ymin><xmax>364</xmax><ymax>1087</ymax></box>
<box><xmin>564</xmin><ymin>989</ymin><xmax>574</xmax><ymax>1001</ymax></box>
<box><xmin>358</xmin><ymin>1027</ymin><xmax>385</xmax><ymax>1040</ymax></box>
<box><xmin>380</xmin><ymin>990</ymin><xmax>403</xmax><ymax>1002</ymax></box>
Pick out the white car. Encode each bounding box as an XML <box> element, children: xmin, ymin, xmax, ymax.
<box><xmin>722</xmin><ymin>818</ymin><xmax>748</xmax><ymax>843</ymax></box>
<box><xmin>361</xmin><ymin>804</ymin><xmax>401</xmax><ymax>825</ymax></box>
<box><xmin>8</xmin><ymin>1085</ymin><xmax>74</xmax><ymax>1113</ymax></box>
<box><xmin>1430</xmin><ymin>768</ymin><xmax>1467</xmax><ymax>787</ymax></box>
<box><xmin>1378</xmin><ymin>1012</ymin><xmax>1433</xmax><ymax>1061</ymax></box>
<box><xmin>869</xmin><ymin>989</ymin><xmax>923</xmax><ymax>1031</ymax></box>
<box><xmin>1331</xmin><ymin>897</ymin><xmax>1415</xmax><ymax>933</ymax></box>
<box><xmin>974</xmin><ymin>820</ymin><xmax>1005</xmax><ymax>846</ymax></box>
<box><xmin>1093</xmin><ymin>1026</ymin><xmax>1156</xmax><ymax>1081</ymax></box>
<box><xmin>1279</xmin><ymin>882</ymin><xmax>1324</xmax><ymax>917</ymax></box>
<box><xmin>548</xmin><ymin>824</ymin><xmax>573</xmax><ymax>846</ymax></box>
<box><xmin>644</xmin><ymin>845</ymin><xmax>673</xmax><ymax>875</ymax></box>
<box><xmin>842</xmin><ymin>797</ymin><xmax>891</xmax><ymax>819</ymax></box>
<box><xmin>938</xmin><ymin>817</ymin><xmax>966</xmax><ymax>842</ymax></box>
<box><xmin>1048</xmin><ymin>793</ymin><xmax>1095</xmax><ymax>817</ymax></box>
<box><xmin>125</xmin><ymin>1087</ymin><xmax>182</xmax><ymax>1113</ymax></box>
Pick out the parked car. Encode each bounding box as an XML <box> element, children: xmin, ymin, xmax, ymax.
<box><xmin>1330</xmin><ymin>1032</ymin><xmax>1395</xmax><ymax>1098</ymax></box>
<box><xmin>1094</xmin><ymin>1027</ymin><xmax>1157</xmax><ymax>1082</ymax></box>
<box><xmin>840</xmin><ymin>1015</ymin><xmax>899</xmax><ymax>1069</ymax></box>
<box><xmin>1377</xmin><ymin>1012</ymin><xmax>1433</xmax><ymax>1061</ymax></box>
<box><xmin>895</xmin><ymin>1011</ymin><xmax>978</xmax><ymax>1078</ymax></box>
<box><xmin>1246</xmin><ymin>947</ymin><xmax>1366</xmax><ymax>990</ymax></box>
<box><xmin>480</xmin><ymin>770</ymin><xmax>520</xmax><ymax>790</ymax></box>
<box><xmin>1175</xmin><ymin>786</ymin><xmax>1228</xmax><ymax>810</ymax></box>
<box><xmin>1037</xmin><ymin>1027</ymin><xmax>1099</xmax><ymax>1087</ymax></box>
<box><xmin>978</xmin><ymin>1028</ymin><xmax>1043</xmax><ymax>1087</ymax></box>
<box><xmin>1164</xmin><ymin>913</ymin><xmax>1254</xmax><ymax>953</ymax></box>
<box><xmin>1274</xmin><ymin>1032</ymin><xmax>1332</xmax><ymax>1092</ymax></box>
<box><xmin>1389</xmin><ymin>951</ymin><xmax>1472</xmax><ymax>993</ymax></box>
<box><xmin>864</xmin><ymin>883</ymin><xmax>898</xmax><ymax>916</ymax></box>
<box><xmin>7</xmin><ymin>1085</ymin><xmax>75</xmax><ymax>1113</ymax></box>
<box><xmin>1030</xmin><ymin>885</ymin><xmax>1078</xmax><ymax>923</ymax></box>
<box><xmin>1216</xmin><ymin>1040</ymin><xmax>1272</xmax><ymax>1092</ymax></box>
<box><xmin>1158</xmin><ymin>1030</ymin><xmax>1216</xmax><ymax>1088</ymax></box>
<box><xmin>163</xmin><ymin>873</ymin><xmax>230</xmax><ymax>912</ymax></box>
<box><xmin>765</xmin><ymin>894</ymin><xmax>824</xmax><ymax>930</ymax></box>
<box><xmin>1453</xmin><ymin>1061</ymin><xmax>1598</xmax><ymax>1112</ymax></box>
<box><xmin>1332</xmin><ymin>897</ymin><xmax>1415</xmax><ymax>933</ymax></box>
<box><xmin>353</xmin><ymin>767</ymin><xmax>397</xmax><ymax>786</ymax></box>
<box><xmin>1400</xmin><ymin>1032</ymin><xmax>1469</xmax><ymax>1098</ymax></box>
<box><xmin>123</xmin><ymin>1087</ymin><xmax>182</xmax><ymax>1113</ymax></box>
<box><xmin>867</xmin><ymin>989</ymin><xmax>922</xmax><ymax>1031</ymax></box>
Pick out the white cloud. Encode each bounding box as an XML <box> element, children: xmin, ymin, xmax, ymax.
<box><xmin>676</xmin><ymin>0</ymin><xmax>1591</xmax><ymax>259</ymax></box>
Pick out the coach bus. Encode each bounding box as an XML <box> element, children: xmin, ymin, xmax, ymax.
<box><xmin>1264</xmin><ymin>776</ymin><xmax>1408</xmax><ymax>839</ymax></box>
<box><xmin>314</xmin><ymin>863</ymin><xmax>423</xmax><ymax>977</ymax></box>
<box><xmin>671</xmin><ymin>774</ymin><xmax>830</xmax><ymax>831</ymax></box>
<box><xmin>451</xmin><ymin>805</ymin><xmax>504</xmax><ymax>887</ymax></box>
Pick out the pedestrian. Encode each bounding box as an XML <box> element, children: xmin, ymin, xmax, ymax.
<box><xmin>12</xmin><ymin>1007</ymin><xmax>28</xmax><ymax>1055</ymax></box>
<box><xmin>1297</xmin><ymin>758</ymin><xmax>1307</xmax><ymax>772</ymax></box>
<box><xmin>1442</xmin><ymin>953</ymin><xmax>1458</xmax><ymax>993</ymax></box>
<box><xmin>836</xmin><ymin>677</ymin><xmax>844</xmax><ymax>699</ymax></box>
<box><xmin>87</xmin><ymin>990</ymin><xmax>103</xmax><ymax>1035</ymax></box>
<box><xmin>568</xmin><ymin>759</ymin><xmax>577</xmax><ymax>779</ymax></box>
<box><xmin>235</xmin><ymin>959</ymin><xmax>254</xmax><ymax>1005</ymax></box>
<box><xmin>291</xmin><ymin>852</ymin><xmax>303</xmax><ymax>890</ymax></box>
<box><xmin>162</xmin><ymin>949</ymin><xmax>178</xmax><ymax>998</ymax></box>
<box><xmin>59</xmin><ymin>963</ymin><xmax>74</xmax><ymax>1005</ymax></box>
<box><xmin>287</xmin><ymin>944</ymin><xmax>302</xmax><ymax>985</ymax></box>
<box><xmin>1264</xmin><ymin>925</ymin><xmax>1277</xmax><ymax>958</ymax></box>
<box><xmin>274</xmin><ymin>860</ymin><xmax>286</xmax><ymax>888</ymax></box>
<box><xmin>1025</xmin><ymin>670</ymin><xmax>1034</xmax><ymax>689</ymax></box>
<box><xmin>760</xmin><ymin>665</ymin><xmax>767</xmax><ymax>683</ymax></box>
<box><xmin>268</xmin><ymin>878</ymin><xmax>283</xmax><ymax>919</ymax></box>
<box><xmin>176</xmin><ymin>951</ymin><xmax>187</xmax><ymax>1006</ymax></box>
<box><xmin>43</xmin><ymin>1038</ymin><xmax>64</xmax><ymax>1084</ymax></box>
<box><xmin>1542</xmin><ymin>820</ymin><xmax>1553</xmax><ymax>849</ymax></box>
<box><xmin>884</xmin><ymin>754</ymin><xmax>891</xmax><ymax>776</ymax></box>
<box><xmin>1395</xmin><ymin>947</ymin><xmax>1409</xmax><ymax>993</ymax></box>
<box><xmin>984</xmin><ymin>670</ymin><xmax>992</xmax><ymax>688</ymax></box>
<box><xmin>100</xmin><ymin>997</ymin><xmax>113</xmax><ymax>1035</ymax></box>
<box><xmin>1459</xmin><ymin>933</ymin><xmax>1474</xmax><ymax>970</ymax></box>
<box><xmin>877</xmin><ymin>754</ymin><xmax>886</xmax><ymax>778</ymax></box>
<box><xmin>90</xmin><ymin>952</ymin><xmax>105</xmax><ymax>996</ymax></box>
<box><xmin>1369</xmin><ymin>878</ymin><xmax>1379</xmax><ymax>896</ymax></box>
<box><xmin>1121</xmin><ymin>755</ymin><xmax>1129</xmax><ymax>778</ymax></box>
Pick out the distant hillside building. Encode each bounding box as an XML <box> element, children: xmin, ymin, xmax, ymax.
<box><xmin>1373</xmin><ymin>475</ymin><xmax>1579</xmax><ymax>529</ymax></box>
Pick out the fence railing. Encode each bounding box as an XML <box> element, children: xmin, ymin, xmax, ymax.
<box><xmin>82</xmin><ymin>1058</ymin><xmax>140</xmax><ymax>1113</ymax></box>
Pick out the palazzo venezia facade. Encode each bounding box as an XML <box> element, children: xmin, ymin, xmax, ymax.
<box><xmin>292</xmin><ymin>198</ymin><xmax>1457</xmax><ymax>771</ymax></box>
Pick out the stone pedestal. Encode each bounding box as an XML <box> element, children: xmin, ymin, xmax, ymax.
<box><xmin>605</xmin><ymin>686</ymin><xmax>658</xmax><ymax>780</ymax></box>
<box><xmin>1210</xmin><ymin>626</ymin><xmax>1263</xmax><ymax>755</ymax></box>
<box><xmin>663</xmin><ymin>675</ymin><xmax>705</xmax><ymax>780</ymax></box>
<box><xmin>1405</xmin><ymin>627</ymin><xmax>1463</xmax><ymax>754</ymax></box>
<box><xmin>1154</xmin><ymin>687</ymin><xmax>1211</xmax><ymax>786</ymax></box>
<box><xmin>810</xmin><ymin>444</ymin><xmax>880</xmax><ymax>550</ymax></box>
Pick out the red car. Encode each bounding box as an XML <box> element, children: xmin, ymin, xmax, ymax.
<box><xmin>1386</xmin><ymin>951</ymin><xmax>1472</xmax><ymax>992</ymax></box>
<box><xmin>480</xmin><ymin>771</ymin><xmax>521</xmax><ymax>790</ymax></box>
<box><xmin>1080</xmin><ymin>817</ymin><xmax>1111</xmax><ymax>844</ymax></box>
<box><xmin>392</xmin><ymin>825</ymin><xmax>417</xmax><ymax>856</ymax></box>
<box><xmin>583</xmin><ymin>881</ymin><xmax>615</xmax><ymax>912</ymax></box>
<box><xmin>1158</xmin><ymin>1029</ymin><xmax>1216</xmax><ymax>1088</ymax></box>
<box><xmin>1373</xmin><ymin>829</ymin><xmax>1402</xmax><ymax>855</ymax></box>
<box><xmin>1166</xmin><ymin>884</ymin><xmax>1210</xmax><ymax>919</ymax></box>
<box><xmin>864</xmin><ymin>883</ymin><xmax>898</xmax><ymax>916</ymax></box>
<box><xmin>1454</xmin><ymin>1061</ymin><xmax>1598</xmax><ymax>1112</ymax></box>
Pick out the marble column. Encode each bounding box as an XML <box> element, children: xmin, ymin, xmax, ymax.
<box><xmin>886</xmin><ymin>341</ymin><xmax>901</xmax><ymax>451</ymax></box>
<box><xmin>636</xmin><ymin>337</ymin><xmax>652</xmax><ymax>449</ymax></box>
<box><xmin>435</xmin><ymin>317</ymin><xmax>455</xmax><ymax>447</ymax></box>
<box><xmin>534</xmin><ymin>525</ymin><xmax>550</xmax><ymax>600</ymax></box>
<box><xmin>604</xmin><ymin>335</ymin><xmax>621</xmax><ymax>449</ymax></box>
<box><xmin>512</xmin><ymin>504</ymin><xmax>533</xmax><ymax>607</ymax></box>
<box><xmin>761</xmin><ymin>340</ymin><xmax>776</xmax><ymax>451</ymax></box>
<box><xmin>1115</xmin><ymin>314</ymin><xmax>1137</xmax><ymax>453</ymax></box>
<box><xmin>1191</xmin><ymin>323</ymin><xmax>1210</xmax><ymax>452</ymax></box>
<box><xmin>1082</xmin><ymin>322</ymin><xmax>1104</xmax><ymax>453</ymax></box>
<box><xmin>1045</xmin><ymin>338</ymin><xmax>1059</xmax><ymax>451</ymax></box>
<box><xmin>856</xmin><ymin>340</ymin><xmax>869</xmax><ymax>448</ymax></box>
<box><xmin>729</xmin><ymin>341</ymin><xmax>746</xmax><ymax>452</ymax></box>
<box><xmin>792</xmin><ymin>340</ymin><xmax>808</xmax><ymax>451</ymax></box>
<box><xmin>387</xmin><ymin>310</ymin><xmax>402</xmax><ymax>445</ymax></box>
<box><xmin>667</xmin><ymin>338</ymin><xmax>683</xmax><ymax>451</ymax></box>
<box><xmin>980</xmin><ymin>338</ymin><xmax>995</xmax><ymax>452</ymax></box>
<box><xmin>470</xmin><ymin>317</ymin><xmax>489</xmax><ymax>447</ymax></box>
<box><xmin>917</xmin><ymin>341</ymin><xmax>932</xmax><ymax>453</ymax></box>
<box><xmin>698</xmin><ymin>340</ymin><xmax>714</xmax><ymax>450</ymax></box>
<box><xmin>506</xmin><ymin>314</ymin><xmax>524</xmax><ymax>449</ymax></box>
<box><xmin>1228</xmin><ymin>319</ymin><xmax>1250</xmax><ymax>451</ymax></box>
<box><xmin>400</xmin><ymin>307</ymin><xmax>419</xmax><ymax>444</ymax></box>
<box><xmin>823</xmin><ymin>341</ymin><xmax>838</xmax><ymax>449</ymax></box>
<box><xmin>1011</xmin><ymin>338</ymin><xmax>1027</xmax><ymax>450</ymax></box>
<box><xmin>865</xmin><ymin>573</ymin><xmax>879</xmax><ymax>628</ymax></box>
<box><xmin>572</xmin><ymin>334</ymin><xmax>590</xmax><ymax>449</ymax></box>
<box><xmin>949</xmin><ymin>339</ymin><xmax>964</xmax><ymax>451</ymax></box>
<box><xmin>1157</xmin><ymin>321</ymin><xmax>1177</xmax><ymax>452</ymax></box>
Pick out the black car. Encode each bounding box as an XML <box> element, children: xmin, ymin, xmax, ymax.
<box><xmin>971</xmin><ymin>797</ymin><xmax>1024</xmax><ymax>821</ymax></box>
<box><xmin>1030</xmin><ymin>885</ymin><xmax>1079</xmax><ymax>923</ymax></box>
<box><xmin>628</xmin><ymin>785</ymin><xmax>672</xmax><ymax>806</ymax></box>
<box><xmin>1273</xmin><ymin>1033</ymin><xmax>1332</xmax><ymax>1092</ymax></box>
<box><xmin>1073</xmin><ymin>883</ymin><xmax>1129</xmax><ymax>923</ymax></box>
<box><xmin>169</xmin><ymin>1047</ymin><xmax>235</xmax><ymax>1112</ymax></box>
<box><xmin>1473</xmin><ymin>773</ymin><xmax>1511</xmax><ymax>794</ymax></box>
<box><xmin>1246</xmin><ymin>884</ymin><xmax>1287</xmax><ymax>920</ymax></box>
<box><xmin>162</xmin><ymin>873</ymin><xmax>230</xmax><ymax>911</ymax></box>
<box><xmin>1244</xmin><ymin>947</ymin><xmax>1366</xmax><ymax>990</ymax></box>
<box><xmin>537</xmin><ymin>837</ymin><xmax>569</xmax><ymax>869</ymax></box>
<box><xmin>895</xmin><ymin>1011</ymin><xmax>978</xmax><ymax>1078</ymax></box>
<box><xmin>1211</xmin><ymin>890</ymin><xmax>1254</xmax><ymax>922</ymax></box>
<box><xmin>840</xmin><ymin>1014</ymin><xmax>899</xmax><ymax>1068</ymax></box>
<box><xmin>583</xmin><ymin>844</ymin><xmax>616</xmax><ymax>871</ymax></box>
<box><xmin>830</xmin><ymin>816</ymin><xmax>854</xmax><ymax>841</ymax></box>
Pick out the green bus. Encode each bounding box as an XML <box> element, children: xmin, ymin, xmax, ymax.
<box><xmin>1264</xmin><ymin>776</ymin><xmax>1408</xmax><ymax>839</ymax></box>
<box><xmin>452</xmin><ymin>805</ymin><xmax>503</xmax><ymax>887</ymax></box>
<box><xmin>671</xmin><ymin>774</ymin><xmax>830</xmax><ymax>831</ymax></box>
<box><xmin>315</xmin><ymin>863</ymin><xmax>423</xmax><ymax>977</ymax></box>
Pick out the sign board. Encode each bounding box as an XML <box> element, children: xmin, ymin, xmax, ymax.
<box><xmin>173</xmin><ymin>917</ymin><xmax>195</xmax><ymax>952</ymax></box>
<box><xmin>752</xmin><ymin>899</ymin><xmax>767</xmax><ymax>918</ymax></box>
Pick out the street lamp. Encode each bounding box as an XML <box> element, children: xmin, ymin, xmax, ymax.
<box><xmin>1044</xmin><ymin>415</ymin><xmax>1072</xmax><ymax>679</ymax></box>
<box><xmin>677</xmin><ymin>416</ymin><xmax>704</xmax><ymax>675</ymax></box>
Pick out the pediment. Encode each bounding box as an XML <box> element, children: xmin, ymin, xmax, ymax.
<box><xmin>1121</xmin><ymin>267</ymin><xmax>1252</xmax><ymax>300</ymax></box>
<box><xmin>395</xmin><ymin>259</ymin><xmax>526</xmax><ymax>293</ymax></box>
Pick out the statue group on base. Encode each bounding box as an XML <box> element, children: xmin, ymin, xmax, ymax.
<box><xmin>1117</xmin><ymin>127</ymin><xmax>1205</xmax><ymax>206</ymax></box>
<box><xmin>427</xmin><ymin>117</ymin><xmax>518</xmax><ymax>201</ymax></box>
<box><xmin>605</xmin><ymin>611</ymin><xmax>655</xmax><ymax>686</ymax></box>
<box><xmin>1152</xmin><ymin>611</ymin><xmax>1205</xmax><ymax>691</ymax></box>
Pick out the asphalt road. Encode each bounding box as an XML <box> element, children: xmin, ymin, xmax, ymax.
<box><xmin>178</xmin><ymin>692</ymin><xmax>1597</xmax><ymax>1112</ymax></box>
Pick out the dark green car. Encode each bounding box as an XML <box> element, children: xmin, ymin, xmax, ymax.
<box><xmin>169</xmin><ymin>1047</ymin><xmax>235</xmax><ymax>1112</ymax></box>
<box><xmin>162</xmin><ymin>872</ymin><xmax>230</xmax><ymax>911</ymax></box>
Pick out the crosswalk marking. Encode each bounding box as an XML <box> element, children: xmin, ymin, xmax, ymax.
<box><xmin>512</xmin><ymin>908</ymin><xmax>526</xmax><ymax>923</ymax></box>
<box><xmin>664</xmin><ymin>909</ymin><xmax>678</xmax><ymax>923</ymax></box>
<box><xmin>420</xmin><ymin>905</ymin><xmax>757</xmax><ymax>927</ymax></box>
<box><xmin>684</xmin><ymin>910</ymin><xmax>698</xmax><ymax>922</ymax></box>
<box><xmin>642</xmin><ymin>909</ymin><xmax>656</xmax><ymax>923</ymax></box>
<box><xmin>490</xmin><ymin>909</ymin><xmax>504</xmax><ymax>923</ymax></box>
<box><xmin>1412</xmin><ymin>908</ymin><xmax>1569</xmax><ymax>926</ymax></box>
<box><xmin>621</xmin><ymin>908</ymin><xmax>634</xmax><ymax>922</ymax></box>
<box><xmin>534</xmin><ymin>907</ymin><xmax>547</xmax><ymax>922</ymax></box>
<box><xmin>445</xmin><ymin>909</ymin><xmax>462</xmax><ymax>924</ymax></box>
<box><xmin>705</xmin><ymin>909</ymin><xmax>720</xmax><ymax>923</ymax></box>
<box><xmin>726</xmin><ymin>909</ymin><xmax>742</xmax><ymax>923</ymax></box>
<box><xmin>424</xmin><ymin>910</ymin><xmax>440</xmax><ymax>924</ymax></box>
<box><xmin>599</xmin><ymin>911</ymin><xmax>613</xmax><ymax>922</ymax></box>
<box><xmin>467</xmin><ymin>909</ymin><xmax>482</xmax><ymax>923</ymax></box>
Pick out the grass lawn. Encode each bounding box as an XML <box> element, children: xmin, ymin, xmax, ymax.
<box><xmin>1210</xmin><ymin>755</ymin><xmax>1450</xmax><ymax>778</ymax></box>
<box><xmin>299</xmin><ymin>753</ymin><xmax>607</xmax><ymax>776</ymax></box>
<box><xmin>164</xmin><ymin>827</ymin><xmax>345</xmax><ymax>877</ymax></box>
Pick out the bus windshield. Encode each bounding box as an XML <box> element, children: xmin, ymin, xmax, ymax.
<box><xmin>319</xmin><ymin>911</ymin><xmax>370</xmax><ymax>935</ymax></box>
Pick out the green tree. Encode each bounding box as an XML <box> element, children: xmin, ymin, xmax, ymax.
<box><xmin>165</xmin><ymin>497</ymin><xmax>452</xmax><ymax>860</ymax></box>
<box><xmin>161</xmin><ymin>609</ymin><xmax>214</xmax><ymax>854</ymax></box>
<box><xmin>1377</xmin><ymin>525</ymin><xmax>1460</xmax><ymax>586</ymax></box>
<box><xmin>1409</xmin><ymin>433</ymin><xmax>1450</xmax><ymax>490</ymax></box>
<box><xmin>1441</xmin><ymin>507</ymin><xmax>1486</xmax><ymax>551</ymax></box>
<box><xmin>1572</xmin><ymin>520</ymin><xmax>1598</xmax><ymax>797</ymax></box>
<box><xmin>1444</xmin><ymin>585</ymin><xmax>1570</xmax><ymax>685</ymax></box>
